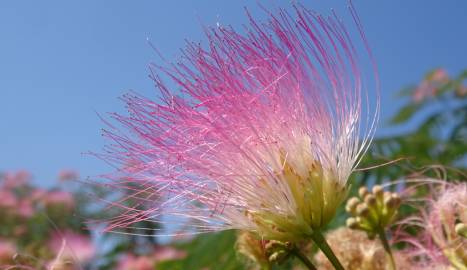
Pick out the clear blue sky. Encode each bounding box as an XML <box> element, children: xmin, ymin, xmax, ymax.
<box><xmin>1</xmin><ymin>1</ymin><xmax>466</xmax><ymax>186</ymax></box>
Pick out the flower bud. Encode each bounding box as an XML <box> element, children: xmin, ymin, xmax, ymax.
<box><xmin>346</xmin><ymin>197</ymin><xmax>360</xmax><ymax>214</ymax></box>
<box><xmin>455</xmin><ymin>223</ymin><xmax>467</xmax><ymax>238</ymax></box>
<box><xmin>385</xmin><ymin>194</ymin><xmax>401</xmax><ymax>209</ymax></box>
<box><xmin>268</xmin><ymin>250</ymin><xmax>289</xmax><ymax>264</ymax></box>
<box><xmin>359</xmin><ymin>187</ymin><xmax>369</xmax><ymax>198</ymax></box>
<box><xmin>372</xmin><ymin>185</ymin><xmax>384</xmax><ymax>198</ymax></box>
<box><xmin>383</xmin><ymin>191</ymin><xmax>391</xmax><ymax>202</ymax></box>
<box><xmin>356</xmin><ymin>203</ymin><xmax>370</xmax><ymax>217</ymax></box>
<box><xmin>346</xmin><ymin>217</ymin><xmax>360</xmax><ymax>229</ymax></box>
<box><xmin>364</xmin><ymin>194</ymin><xmax>377</xmax><ymax>207</ymax></box>
<box><xmin>265</xmin><ymin>240</ymin><xmax>292</xmax><ymax>265</ymax></box>
<box><xmin>347</xmin><ymin>184</ymin><xmax>403</xmax><ymax>238</ymax></box>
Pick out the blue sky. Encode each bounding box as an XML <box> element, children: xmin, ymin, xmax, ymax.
<box><xmin>1</xmin><ymin>1</ymin><xmax>466</xmax><ymax>186</ymax></box>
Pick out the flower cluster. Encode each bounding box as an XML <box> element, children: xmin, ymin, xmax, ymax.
<box><xmin>345</xmin><ymin>185</ymin><xmax>401</xmax><ymax>238</ymax></box>
<box><xmin>412</xmin><ymin>68</ymin><xmax>450</xmax><ymax>102</ymax></box>
<box><xmin>396</xmin><ymin>181</ymin><xmax>467</xmax><ymax>269</ymax></box>
<box><xmin>0</xmin><ymin>171</ymin><xmax>94</xmax><ymax>269</ymax></box>
<box><xmin>100</xmin><ymin>3</ymin><xmax>378</xmax><ymax>246</ymax></box>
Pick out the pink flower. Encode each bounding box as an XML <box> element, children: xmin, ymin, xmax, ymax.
<box><xmin>117</xmin><ymin>254</ymin><xmax>155</xmax><ymax>270</ymax></box>
<box><xmin>396</xmin><ymin>181</ymin><xmax>467</xmax><ymax>269</ymax></box>
<box><xmin>43</xmin><ymin>190</ymin><xmax>75</xmax><ymax>209</ymax></box>
<box><xmin>99</xmin><ymin>4</ymin><xmax>378</xmax><ymax>241</ymax></box>
<box><xmin>48</xmin><ymin>231</ymin><xmax>95</xmax><ymax>264</ymax></box>
<box><xmin>58</xmin><ymin>170</ymin><xmax>79</xmax><ymax>182</ymax></box>
<box><xmin>412</xmin><ymin>68</ymin><xmax>449</xmax><ymax>102</ymax></box>
<box><xmin>0</xmin><ymin>239</ymin><xmax>16</xmax><ymax>263</ymax></box>
<box><xmin>153</xmin><ymin>246</ymin><xmax>186</xmax><ymax>261</ymax></box>
<box><xmin>2</xmin><ymin>170</ymin><xmax>31</xmax><ymax>189</ymax></box>
<box><xmin>17</xmin><ymin>199</ymin><xmax>34</xmax><ymax>218</ymax></box>
<box><xmin>0</xmin><ymin>189</ymin><xmax>17</xmax><ymax>209</ymax></box>
<box><xmin>31</xmin><ymin>188</ymin><xmax>48</xmax><ymax>201</ymax></box>
<box><xmin>117</xmin><ymin>247</ymin><xmax>185</xmax><ymax>270</ymax></box>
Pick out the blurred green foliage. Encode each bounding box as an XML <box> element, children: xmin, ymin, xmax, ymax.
<box><xmin>359</xmin><ymin>68</ymin><xmax>466</xmax><ymax>184</ymax></box>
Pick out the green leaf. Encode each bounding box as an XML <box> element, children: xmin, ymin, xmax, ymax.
<box><xmin>395</xmin><ymin>85</ymin><xmax>416</xmax><ymax>97</ymax></box>
<box><xmin>157</xmin><ymin>231</ymin><xmax>245</xmax><ymax>270</ymax></box>
<box><xmin>390</xmin><ymin>103</ymin><xmax>421</xmax><ymax>124</ymax></box>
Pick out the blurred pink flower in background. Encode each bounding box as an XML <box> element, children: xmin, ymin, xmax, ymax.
<box><xmin>0</xmin><ymin>189</ymin><xmax>17</xmax><ymax>209</ymax></box>
<box><xmin>31</xmin><ymin>188</ymin><xmax>48</xmax><ymax>201</ymax></box>
<box><xmin>117</xmin><ymin>247</ymin><xmax>186</xmax><ymax>270</ymax></box>
<box><xmin>117</xmin><ymin>254</ymin><xmax>155</xmax><ymax>270</ymax></box>
<box><xmin>58</xmin><ymin>170</ymin><xmax>79</xmax><ymax>182</ymax></box>
<box><xmin>413</xmin><ymin>68</ymin><xmax>450</xmax><ymax>102</ymax></box>
<box><xmin>48</xmin><ymin>230</ymin><xmax>95</xmax><ymax>264</ymax></box>
<box><xmin>0</xmin><ymin>239</ymin><xmax>16</xmax><ymax>263</ymax></box>
<box><xmin>17</xmin><ymin>199</ymin><xmax>35</xmax><ymax>218</ymax></box>
<box><xmin>456</xmin><ymin>83</ymin><xmax>467</xmax><ymax>97</ymax></box>
<box><xmin>42</xmin><ymin>190</ymin><xmax>75</xmax><ymax>210</ymax></box>
<box><xmin>153</xmin><ymin>246</ymin><xmax>186</xmax><ymax>261</ymax></box>
<box><xmin>396</xmin><ymin>181</ymin><xmax>467</xmax><ymax>269</ymax></box>
<box><xmin>2</xmin><ymin>170</ymin><xmax>31</xmax><ymax>189</ymax></box>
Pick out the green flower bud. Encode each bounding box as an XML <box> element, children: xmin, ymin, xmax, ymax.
<box><xmin>385</xmin><ymin>194</ymin><xmax>401</xmax><ymax>209</ymax></box>
<box><xmin>364</xmin><ymin>194</ymin><xmax>377</xmax><ymax>207</ymax></box>
<box><xmin>346</xmin><ymin>197</ymin><xmax>360</xmax><ymax>214</ymax></box>
<box><xmin>346</xmin><ymin>217</ymin><xmax>360</xmax><ymax>229</ymax></box>
<box><xmin>372</xmin><ymin>185</ymin><xmax>384</xmax><ymax>198</ymax></box>
<box><xmin>356</xmin><ymin>203</ymin><xmax>370</xmax><ymax>217</ymax></box>
<box><xmin>455</xmin><ymin>223</ymin><xmax>467</xmax><ymax>238</ymax></box>
<box><xmin>359</xmin><ymin>186</ymin><xmax>369</xmax><ymax>198</ymax></box>
<box><xmin>346</xmin><ymin>184</ymin><xmax>403</xmax><ymax>239</ymax></box>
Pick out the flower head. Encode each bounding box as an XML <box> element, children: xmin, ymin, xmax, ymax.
<box><xmin>412</xmin><ymin>68</ymin><xmax>450</xmax><ymax>102</ymax></box>
<box><xmin>99</xmin><ymin>4</ymin><xmax>378</xmax><ymax>241</ymax></box>
<box><xmin>2</xmin><ymin>170</ymin><xmax>31</xmax><ymax>189</ymax></box>
<box><xmin>396</xmin><ymin>181</ymin><xmax>467</xmax><ymax>269</ymax></box>
<box><xmin>43</xmin><ymin>190</ymin><xmax>75</xmax><ymax>210</ymax></box>
<box><xmin>346</xmin><ymin>185</ymin><xmax>402</xmax><ymax>238</ymax></box>
<box><xmin>58</xmin><ymin>170</ymin><xmax>79</xmax><ymax>182</ymax></box>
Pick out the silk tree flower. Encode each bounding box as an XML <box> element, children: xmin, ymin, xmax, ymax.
<box><xmin>0</xmin><ymin>189</ymin><xmax>16</xmax><ymax>209</ymax></box>
<box><xmin>48</xmin><ymin>230</ymin><xmax>95</xmax><ymax>268</ymax></box>
<box><xmin>2</xmin><ymin>170</ymin><xmax>31</xmax><ymax>189</ymax></box>
<box><xmin>412</xmin><ymin>68</ymin><xmax>450</xmax><ymax>103</ymax></box>
<box><xmin>43</xmin><ymin>190</ymin><xmax>75</xmax><ymax>210</ymax></box>
<box><xmin>58</xmin><ymin>170</ymin><xmax>79</xmax><ymax>182</ymax></box>
<box><xmin>98</xmin><ymin>4</ymin><xmax>378</xmax><ymax>243</ymax></box>
<box><xmin>396</xmin><ymin>181</ymin><xmax>467</xmax><ymax>269</ymax></box>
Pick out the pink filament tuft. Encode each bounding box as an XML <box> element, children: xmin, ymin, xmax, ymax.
<box><xmin>95</xmin><ymin>3</ymin><xmax>379</xmax><ymax>235</ymax></box>
<box><xmin>394</xmin><ymin>181</ymin><xmax>467</xmax><ymax>268</ymax></box>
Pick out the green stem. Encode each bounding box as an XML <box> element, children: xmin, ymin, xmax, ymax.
<box><xmin>310</xmin><ymin>231</ymin><xmax>344</xmax><ymax>270</ymax></box>
<box><xmin>377</xmin><ymin>229</ymin><xmax>396</xmax><ymax>270</ymax></box>
<box><xmin>291</xmin><ymin>246</ymin><xmax>317</xmax><ymax>270</ymax></box>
